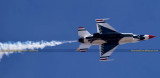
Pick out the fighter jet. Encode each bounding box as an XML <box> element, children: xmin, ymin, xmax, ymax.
<box><xmin>77</xmin><ymin>18</ymin><xmax>155</xmax><ymax>61</ymax></box>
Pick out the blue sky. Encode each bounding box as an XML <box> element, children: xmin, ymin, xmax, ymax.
<box><xmin>0</xmin><ymin>0</ymin><xmax>160</xmax><ymax>78</ymax></box>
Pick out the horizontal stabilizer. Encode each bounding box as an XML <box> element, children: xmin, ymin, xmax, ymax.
<box><xmin>76</xmin><ymin>43</ymin><xmax>91</xmax><ymax>52</ymax></box>
<box><xmin>78</xmin><ymin>27</ymin><xmax>91</xmax><ymax>37</ymax></box>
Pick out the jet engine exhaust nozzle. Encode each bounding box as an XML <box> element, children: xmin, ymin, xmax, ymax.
<box><xmin>78</xmin><ymin>38</ymin><xmax>84</xmax><ymax>43</ymax></box>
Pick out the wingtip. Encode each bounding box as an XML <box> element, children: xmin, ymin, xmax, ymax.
<box><xmin>100</xmin><ymin>57</ymin><xmax>107</xmax><ymax>61</ymax></box>
<box><xmin>100</xmin><ymin>59</ymin><xmax>114</xmax><ymax>61</ymax></box>
<box><xmin>95</xmin><ymin>18</ymin><xmax>110</xmax><ymax>21</ymax></box>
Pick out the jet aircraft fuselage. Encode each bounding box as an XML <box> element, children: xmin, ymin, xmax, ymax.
<box><xmin>79</xmin><ymin>33</ymin><xmax>154</xmax><ymax>45</ymax></box>
<box><xmin>76</xmin><ymin>19</ymin><xmax>155</xmax><ymax>61</ymax></box>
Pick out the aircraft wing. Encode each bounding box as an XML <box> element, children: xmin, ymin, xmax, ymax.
<box><xmin>76</xmin><ymin>43</ymin><xmax>91</xmax><ymax>52</ymax></box>
<box><xmin>99</xmin><ymin>43</ymin><xmax>118</xmax><ymax>61</ymax></box>
<box><xmin>96</xmin><ymin>19</ymin><xmax>118</xmax><ymax>34</ymax></box>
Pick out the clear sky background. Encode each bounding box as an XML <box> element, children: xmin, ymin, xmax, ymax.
<box><xmin>0</xmin><ymin>0</ymin><xmax>160</xmax><ymax>78</ymax></box>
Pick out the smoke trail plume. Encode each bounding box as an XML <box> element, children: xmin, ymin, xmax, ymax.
<box><xmin>0</xmin><ymin>40</ymin><xmax>77</xmax><ymax>60</ymax></box>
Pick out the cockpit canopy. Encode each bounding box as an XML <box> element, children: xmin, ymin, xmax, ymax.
<box><xmin>133</xmin><ymin>35</ymin><xmax>145</xmax><ymax>40</ymax></box>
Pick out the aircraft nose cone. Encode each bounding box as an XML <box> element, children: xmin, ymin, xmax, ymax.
<box><xmin>149</xmin><ymin>35</ymin><xmax>156</xmax><ymax>39</ymax></box>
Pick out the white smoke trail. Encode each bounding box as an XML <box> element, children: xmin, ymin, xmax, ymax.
<box><xmin>0</xmin><ymin>40</ymin><xmax>77</xmax><ymax>60</ymax></box>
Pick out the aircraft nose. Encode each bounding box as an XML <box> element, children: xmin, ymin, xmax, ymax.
<box><xmin>148</xmin><ymin>35</ymin><xmax>156</xmax><ymax>39</ymax></box>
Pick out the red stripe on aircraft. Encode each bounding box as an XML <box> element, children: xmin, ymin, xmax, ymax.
<box><xmin>78</xmin><ymin>27</ymin><xmax>84</xmax><ymax>28</ymax></box>
<box><xmin>81</xmin><ymin>51</ymin><xmax>86</xmax><ymax>52</ymax></box>
<box><xmin>96</xmin><ymin>19</ymin><xmax>103</xmax><ymax>21</ymax></box>
<box><xmin>100</xmin><ymin>58</ymin><xmax>107</xmax><ymax>60</ymax></box>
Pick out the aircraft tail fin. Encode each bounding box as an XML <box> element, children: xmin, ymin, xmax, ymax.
<box><xmin>78</xmin><ymin>27</ymin><xmax>91</xmax><ymax>37</ymax></box>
